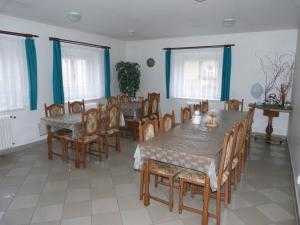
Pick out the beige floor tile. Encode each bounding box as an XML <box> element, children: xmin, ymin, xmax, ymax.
<box><xmin>235</xmin><ymin>207</ymin><xmax>272</xmax><ymax>225</ymax></box>
<box><xmin>68</xmin><ymin>178</ymin><xmax>90</xmax><ymax>189</ymax></box>
<box><xmin>156</xmin><ymin>221</ymin><xmax>185</xmax><ymax>225</ymax></box>
<box><xmin>65</xmin><ymin>189</ymin><xmax>90</xmax><ymax>203</ymax></box>
<box><xmin>0</xmin><ymin>198</ymin><xmax>12</xmax><ymax>211</ymax></box>
<box><xmin>17</xmin><ymin>182</ymin><xmax>45</xmax><ymax>195</ymax></box>
<box><xmin>31</xmin><ymin>205</ymin><xmax>63</xmax><ymax>223</ymax></box>
<box><xmin>117</xmin><ymin>194</ymin><xmax>145</xmax><ymax>211</ymax></box>
<box><xmin>0</xmin><ymin>175</ymin><xmax>26</xmax><ymax>186</ymax></box>
<box><xmin>0</xmin><ymin>208</ymin><xmax>35</xmax><ymax>225</ymax></box>
<box><xmin>92</xmin><ymin>198</ymin><xmax>119</xmax><ymax>214</ymax></box>
<box><xmin>43</xmin><ymin>181</ymin><xmax>68</xmax><ymax>193</ymax></box>
<box><xmin>112</xmin><ymin>174</ymin><xmax>134</xmax><ymax>185</ymax></box>
<box><xmin>148</xmin><ymin>204</ymin><xmax>179</xmax><ymax>224</ymax></box>
<box><xmin>121</xmin><ymin>208</ymin><xmax>152</xmax><ymax>225</ymax></box>
<box><xmin>221</xmin><ymin>211</ymin><xmax>246</xmax><ymax>225</ymax></box>
<box><xmin>0</xmin><ymin>186</ymin><xmax>18</xmax><ymax>199</ymax></box>
<box><xmin>61</xmin><ymin>216</ymin><xmax>91</xmax><ymax>225</ymax></box>
<box><xmin>256</xmin><ymin>203</ymin><xmax>294</xmax><ymax>222</ymax></box>
<box><xmin>8</xmin><ymin>194</ymin><xmax>39</xmax><ymax>210</ymax></box>
<box><xmin>238</xmin><ymin>191</ymin><xmax>271</xmax><ymax>206</ymax></box>
<box><xmin>37</xmin><ymin>191</ymin><xmax>66</xmax><ymax>207</ymax></box>
<box><xmin>30</xmin><ymin>220</ymin><xmax>60</xmax><ymax>225</ymax></box>
<box><xmin>259</xmin><ymin>188</ymin><xmax>292</xmax><ymax>202</ymax></box>
<box><xmin>114</xmin><ymin>183</ymin><xmax>138</xmax><ymax>197</ymax></box>
<box><xmin>62</xmin><ymin>201</ymin><xmax>91</xmax><ymax>219</ymax></box>
<box><xmin>6</xmin><ymin>167</ymin><xmax>31</xmax><ymax>177</ymax></box>
<box><xmin>91</xmin><ymin>186</ymin><xmax>115</xmax><ymax>199</ymax></box>
<box><xmin>24</xmin><ymin>174</ymin><xmax>48</xmax><ymax>184</ymax></box>
<box><xmin>91</xmin><ymin>177</ymin><xmax>113</xmax><ymax>188</ymax></box>
<box><xmin>92</xmin><ymin>211</ymin><xmax>122</xmax><ymax>225</ymax></box>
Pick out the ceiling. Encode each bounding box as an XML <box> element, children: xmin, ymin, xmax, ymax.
<box><xmin>0</xmin><ymin>0</ymin><xmax>300</xmax><ymax>40</ymax></box>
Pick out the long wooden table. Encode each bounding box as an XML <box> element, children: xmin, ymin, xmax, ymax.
<box><xmin>134</xmin><ymin>110</ymin><xmax>245</xmax><ymax>225</ymax></box>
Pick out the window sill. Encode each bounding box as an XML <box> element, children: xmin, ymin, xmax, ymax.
<box><xmin>170</xmin><ymin>97</ymin><xmax>220</xmax><ymax>102</ymax></box>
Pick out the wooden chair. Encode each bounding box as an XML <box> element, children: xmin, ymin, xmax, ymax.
<box><xmin>141</xmin><ymin>98</ymin><xmax>150</xmax><ymax>121</ymax></box>
<box><xmin>68</xmin><ymin>99</ymin><xmax>85</xmax><ymax>114</ymax></box>
<box><xmin>193</xmin><ymin>104</ymin><xmax>202</xmax><ymax>113</ymax></box>
<box><xmin>178</xmin><ymin>123</ymin><xmax>239</xmax><ymax>225</ymax></box>
<box><xmin>159</xmin><ymin>111</ymin><xmax>176</xmax><ymax>133</ymax></box>
<box><xmin>245</xmin><ymin>107</ymin><xmax>255</xmax><ymax>156</ymax></box>
<box><xmin>224</xmin><ymin>99</ymin><xmax>244</xmax><ymax>112</ymax></box>
<box><xmin>201</xmin><ymin>100</ymin><xmax>209</xmax><ymax>113</ymax></box>
<box><xmin>139</xmin><ymin>119</ymin><xmax>181</xmax><ymax>212</ymax></box>
<box><xmin>148</xmin><ymin>92</ymin><xmax>160</xmax><ymax>119</ymax></box>
<box><xmin>101</xmin><ymin>104</ymin><xmax>121</xmax><ymax>158</ymax></box>
<box><xmin>119</xmin><ymin>95</ymin><xmax>130</xmax><ymax>104</ymax></box>
<box><xmin>231</xmin><ymin>118</ymin><xmax>248</xmax><ymax>190</ymax></box>
<box><xmin>61</xmin><ymin>108</ymin><xmax>102</xmax><ymax>168</ymax></box>
<box><xmin>44</xmin><ymin>104</ymin><xmax>71</xmax><ymax>138</ymax></box>
<box><xmin>107</xmin><ymin>96</ymin><xmax>119</xmax><ymax>106</ymax></box>
<box><xmin>180</xmin><ymin>106</ymin><xmax>192</xmax><ymax>124</ymax></box>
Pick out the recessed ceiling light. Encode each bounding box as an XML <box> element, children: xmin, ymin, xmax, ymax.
<box><xmin>194</xmin><ymin>0</ymin><xmax>207</xmax><ymax>2</ymax></box>
<box><xmin>67</xmin><ymin>11</ymin><xmax>82</xmax><ymax>22</ymax></box>
<box><xmin>223</xmin><ymin>18</ymin><xmax>236</xmax><ymax>27</ymax></box>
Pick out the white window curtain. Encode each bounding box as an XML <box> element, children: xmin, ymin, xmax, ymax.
<box><xmin>170</xmin><ymin>48</ymin><xmax>223</xmax><ymax>100</ymax></box>
<box><xmin>61</xmin><ymin>43</ymin><xmax>105</xmax><ymax>101</ymax></box>
<box><xmin>0</xmin><ymin>35</ymin><xmax>29</xmax><ymax>112</ymax></box>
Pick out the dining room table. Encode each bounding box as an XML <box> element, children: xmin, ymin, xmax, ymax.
<box><xmin>120</xmin><ymin>101</ymin><xmax>142</xmax><ymax>120</ymax></box>
<box><xmin>134</xmin><ymin>109</ymin><xmax>246</xmax><ymax>225</ymax></box>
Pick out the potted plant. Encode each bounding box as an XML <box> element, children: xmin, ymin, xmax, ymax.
<box><xmin>115</xmin><ymin>61</ymin><xmax>141</xmax><ymax>98</ymax></box>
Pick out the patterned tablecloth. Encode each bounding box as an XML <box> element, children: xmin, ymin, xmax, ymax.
<box><xmin>134</xmin><ymin>110</ymin><xmax>245</xmax><ymax>191</ymax></box>
<box><xmin>40</xmin><ymin>113</ymin><xmax>125</xmax><ymax>138</ymax></box>
<box><xmin>120</xmin><ymin>102</ymin><xmax>141</xmax><ymax>120</ymax></box>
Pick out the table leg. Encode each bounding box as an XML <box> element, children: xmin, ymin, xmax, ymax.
<box><xmin>47</xmin><ymin>125</ymin><xmax>53</xmax><ymax>160</ymax></box>
<box><xmin>143</xmin><ymin>159</ymin><xmax>150</xmax><ymax>206</ymax></box>
<box><xmin>202</xmin><ymin>176</ymin><xmax>210</xmax><ymax>225</ymax></box>
<box><xmin>266</xmin><ymin>116</ymin><xmax>273</xmax><ymax>144</ymax></box>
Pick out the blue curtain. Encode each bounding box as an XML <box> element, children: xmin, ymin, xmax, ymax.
<box><xmin>104</xmin><ymin>48</ymin><xmax>111</xmax><ymax>98</ymax></box>
<box><xmin>52</xmin><ymin>40</ymin><xmax>64</xmax><ymax>104</ymax></box>
<box><xmin>221</xmin><ymin>46</ymin><xmax>232</xmax><ymax>101</ymax></box>
<box><xmin>165</xmin><ymin>50</ymin><xmax>171</xmax><ymax>99</ymax></box>
<box><xmin>25</xmin><ymin>38</ymin><xmax>38</xmax><ymax>110</ymax></box>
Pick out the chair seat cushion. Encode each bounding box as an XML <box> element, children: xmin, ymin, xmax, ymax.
<box><xmin>178</xmin><ymin>169</ymin><xmax>206</xmax><ymax>185</ymax></box>
<box><xmin>64</xmin><ymin>134</ymin><xmax>99</xmax><ymax>143</ymax></box>
<box><xmin>53</xmin><ymin>128</ymin><xmax>72</xmax><ymax>138</ymax></box>
<box><xmin>101</xmin><ymin>128</ymin><xmax>119</xmax><ymax>135</ymax></box>
<box><xmin>150</xmin><ymin>161</ymin><xmax>181</xmax><ymax>177</ymax></box>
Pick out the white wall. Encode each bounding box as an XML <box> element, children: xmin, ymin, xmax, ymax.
<box><xmin>126</xmin><ymin>30</ymin><xmax>298</xmax><ymax>135</ymax></box>
<box><xmin>288</xmin><ymin>30</ymin><xmax>300</xmax><ymax>216</ymax></box>
<box><xmin>0</xmin><ymin>15</ymin><xmax>126</xmax><ymax>147</ymax></box>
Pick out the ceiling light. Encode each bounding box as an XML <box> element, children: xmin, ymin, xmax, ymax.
<box><xmin>128</xmin><ymin>29</ymin><xmax>136</xmax><ymax>36</ymax></box>
<box><xmin>223</xmin><ymin>18</ymin><xmax>236</xmax><ymax>27</ymax></box>
<box><xmin>67</xmin><ymin>11</ymin><xmax>82</xmax><ymax>22</ymax></box>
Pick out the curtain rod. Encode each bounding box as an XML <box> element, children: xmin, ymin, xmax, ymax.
<box><xmin>49</xmin><ymin>37</ymin><xmax>111</xmax><ymax>49</ymax></box>
<box><xmin>163</xmin><ymin>44</ymin><xmax>235</xmax><ymax>50</ymax></box>
<box><xmin>0</xmin><ymin>30</ymin><xmax>39</xmax><ymax>38</ymax></box>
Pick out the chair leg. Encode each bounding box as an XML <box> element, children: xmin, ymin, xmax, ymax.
<box><xmin>98</xmin><ymin>139</ymin><xmax>102</xmax><ymax>161</ymax></box>
<box><xmin>224</xmin><ymin>179</ymin><xmax>229</xmax><ymax>207</ymax></box>
<box><xmin>116</xmin><ymin>132</ymin><xmax>121</xmax><ymax>152</ymax></box>
<box><xmin>169</xmin><ymin>177</ymin><xmax>174</xmax><ymax>212</ymax></box>
<box><xmin>105</xmin><ymin>135</ymin><xmax>109</xmax><ymax>159</ymax></box>
<box><xmin>216</xmin><ymin>189</ymin><xmax>221</xmax><ymax>225</ymax></box>
<box><xmin>75</xmin><ymin>142</ymin><xmax>80</xmax><ymax>168</ymax></box>
<box><xmin>234</xmin><ymin>167</ymin><xmax>238</xmax><ymax>190</ymax></box>
<box><xmin>144</xmin><ymin>160</ymin><xmax>150</xmax><ymax>206</ymax></box>
<box><xmin>154</xmin><ymin>175</ymin><xmax>158</xmax><ymax>188</ymax></box>
<box><xmin>178</xmin><ymin>178</ymin><xmax>184</xmax><ymax>214</ymax></box>
<box><xmin>82</xmin><ymin>145</ymin><xmax>87</xmax><ymax>168</ymax></box>
<box><xmin>139</xmin><ymin>165</ymin><xmax>145</xmax><ymax>200</ymax></box>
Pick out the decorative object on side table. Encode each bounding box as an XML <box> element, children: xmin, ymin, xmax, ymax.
<box><xmin>115</xmin><ymin>61</ymin><xmax>141</xmax><ymax>99</ymax></box>
<box><xmin>206</xmin><ymin>111</ymin><xmax>218</xmax><ymax>128</ymax></box>
<box><xmin>146</xmin><ymin>58</ymin><xmax>155</xmax><ymax>68</ymax></box>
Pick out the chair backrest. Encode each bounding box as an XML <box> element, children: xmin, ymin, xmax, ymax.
<box><xmin>119</xmin><ymin>95</ymin><xmax>130</xmax><ymax>104</ymax></box>
<box><xmin>224</xmin><ymin>99</ymin><xmax>244</xmax><ymax>112</ymax></box>
<box><xmin>160</xmin><ymin>111</ymin><xmax>176</xmax><ymax>133</ymax></box>
<box><xmin>201</xmin><ymin>100</ymin><xmax>209</xmax><ymax>113</ymax></box>
<box><xmin>217</xmin><ymin>123</ymin><xmax>239</xmax><ymax>187</ymax></box>
<box><xmin>68</xmin><ymin>99</ymin><xmax>85</xmax><ymax>114</ymax></box>
<box><xmin>44</xmin><ymin>104</ymin><xmax>65</xmax><ymax>117</ymax></box>
<box><xmin>138</xmin><ymin>119</ymin><xmax>159</xmax><ymax>143</ymax></box>
<box><xmin>247</xmin><ymin>106</ymin><xmax>255</xmax><ymax>132</ymax></box>
<box><xmin>107</xmin><ymin>96</ymin><xmax>119</xmax><ymax>106</ymax></box>
<box><xmin>180</xmin><ymin>106</ymin><xmax>192</xmax><ymax>124</ymax></box>
<box><xmin>234</xmin><ymin>118</ymin><xmax>248</xmax><ymax>158</ymax></box>
<box><xmin>148</xmin><ymin>92</ymin><xmax>160</xmax><ymax>116</ymax></box>
<box><xmin>81</xmin><ymin>108</ymin><xmax>100</xmax><ymax>136</ymax></box>
<box><xmin>141</xmin><ymin>99</ymin><xmax>150</xmax><ymax>120</ymax></box>
<box><xmin>105</xmin><ymin>104</ymin><xmax>120</xmax><ymax>130</ymax></box>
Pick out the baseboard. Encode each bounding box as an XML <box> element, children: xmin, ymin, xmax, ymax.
<box><xmin>0</xmin><ymin>139</ymin><xmax>47</xmax><ymax>156</ymax></box>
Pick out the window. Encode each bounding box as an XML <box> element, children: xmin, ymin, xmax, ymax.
<box><xmin>0</xmin><ymin>35</ymin><xmax>29</xmax><ymax>112</ymax></box>
<box><xmin>61</xmin><ymin>43</ymin><xmax>105</xmax><ymax>101</ymax></box>
<box><xmin>170</xmin><ymin>48</ymin><xmax>223</xmax><ymax>100</ymax></box>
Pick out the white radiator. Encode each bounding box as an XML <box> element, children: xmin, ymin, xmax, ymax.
<box><xmin>0</xmin><ymin>115</ymin><xmax>14</xmax><ymax>151</ymax></box>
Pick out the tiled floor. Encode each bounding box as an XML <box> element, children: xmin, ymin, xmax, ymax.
<box><xmin>0</xmin><ymin>138</ymin><xmax>297</xmax><ymax>225</ymax></box>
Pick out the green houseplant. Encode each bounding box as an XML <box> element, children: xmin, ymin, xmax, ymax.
<box><xmin>115</xmin><ymin>61</ymin><xmax>141</xmax><ymax>98</ymax></box>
